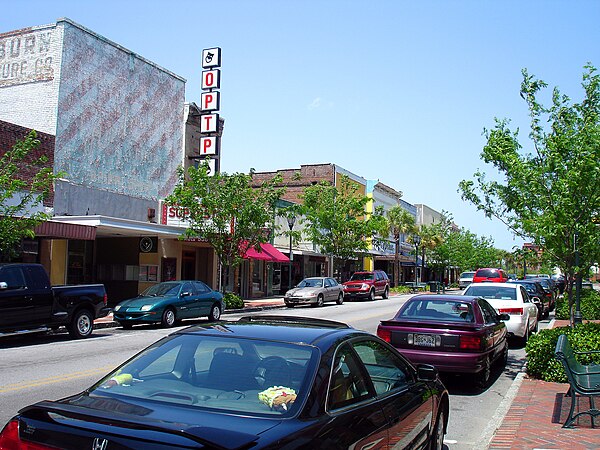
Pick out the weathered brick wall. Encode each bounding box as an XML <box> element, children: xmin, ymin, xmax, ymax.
<box><xmin>0</xmin><ymin>119</ymin><xmax>55</xmax><ymax>205</ymax></box>
<box><xmin>1</xmin><ymin>19</ymin><xmax>187</xmax><ymax>220</ymax></box>
<box><xmin>251</xmin><ymin>163</ymin><xmax>335</xmax><ymax>204</ymax></box>
<box><xmin>54</xmin><ymin>19</ymin><xmax>185</xmax><ymax>202</ymax></box>
<box><xmin>0</xmin><ymin>23</ymin><xmax>64</xmax><ymax>134</ymax></box>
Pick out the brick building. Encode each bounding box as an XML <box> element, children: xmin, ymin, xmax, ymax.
<box><xmin>0</xmin><ymin>19</ymin><xmax>218</xmax><ymax>303</ymax></box>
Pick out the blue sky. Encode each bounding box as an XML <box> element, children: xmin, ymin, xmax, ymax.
<box><xmin>3</xmin><ymin>0</ymin><xmax>599</xmax><ymax>250</ymax></box>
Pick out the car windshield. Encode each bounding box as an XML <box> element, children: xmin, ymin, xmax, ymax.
<box><xmin>298</xmin><ymin>278</ymin><xmax>324</xmax><ymax>288</ymax></box>
<box><xmin>466</xmin><ymin>285</ymin><xmax>517</xmax><ymax>300</ymax></box>
<box><xmin>89</xmin><ymin>333</ymin><xmax>318</xmax><ymax>417</ymax></box>
<box><xmin>476</xmin><ymin>269</ymin><xmax>500</xmax><ymax>278</ymax></box>
<box><xmin>460</xmin><ymin>272</ymin><xmax>475</xmax><ymax>279</ymax></box>
<box><xmin>398</xmin><ymin>299</ymin><xmax>475</xmax><ymax>322</ymax></box>
<box><xmin>350</xmin><ymin>273</ymin><xmax>374</xmax><ymax>281</ymax></box>
<box><xmin>142</xmin><ymin>282</ymin><xmax>182</xmax><ymax>297</ymax></box>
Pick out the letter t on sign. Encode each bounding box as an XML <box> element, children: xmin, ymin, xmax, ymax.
<box><xmin>200</xmin><ymin>114</ymin><xmax>219</xmax><ymax>133</ymax></box>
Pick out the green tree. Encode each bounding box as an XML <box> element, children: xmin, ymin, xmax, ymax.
<box><xmin>417</xmin><ymin>223</ymin><xmax>445</xmax><ymax>282</ymax></box>
<box><xmin>300</xmin><ymin>175</ymin><xmax>381</xmax><ymax>279</ymax></box>
<box><xmin>382</xmin><ymin>205</ymin><xmax>416</xmax><ymax>287</ymax></box>
<box><xmin>167</xmin><ymin>160</ymin><xmax>285</xmax><ymax>292</ymax></box>
<box><xmin>0</xmin><ymin>130</ymin><xmax>58</xmax><ymax>261</ymax></box>
<box><xmin>459</xmin><ymin>64</ymin><xmax>600</xmax><ymax>316</ymax></box>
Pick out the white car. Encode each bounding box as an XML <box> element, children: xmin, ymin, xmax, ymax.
<box><xmin>463</xmin><ymin>282</ymin><xmax>538</xmax><ymax>343</ymax></box>
<box><xmin>458</xmin><ymin>271</ymin><xmax>476</xmax><ymax>289</ymax></box>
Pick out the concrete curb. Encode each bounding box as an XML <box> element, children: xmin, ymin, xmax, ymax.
<box><xmin>93</xmin><ymin>303</ymin><xmax>287</xmax><ymax>330</ymax></box>
<box><xmin>477</xmin><ymin>370</ymin><xmax>527</xmax><ymax>449</ymax></box>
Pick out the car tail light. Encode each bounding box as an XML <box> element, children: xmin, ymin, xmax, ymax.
<box><xmin>498</xmin><ymin>308</ymin><xmax>523</xmax><ymax>315</ymax></box>
<box><xmin>0</xmin><ymin>420</ymin><xmax>59</xmax><ymax>450</ymax></box>
<box><xmin>103</xmin><ymin>293</ymin><xmax>108</xmax><ymax>306</ymax></box>
<box><xmin>377</xmin><ymin>327</ymin><xmax>391</xmax><ymax>343</ymax></box>
<box><xmin>459</xmin><ymin>336</ymin><xmax>482</xmax><ymax>350</ymax></box>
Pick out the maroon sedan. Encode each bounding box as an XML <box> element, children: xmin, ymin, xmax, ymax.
<box><xmin>377</xmin><ymin>295</ymin><xmax>509</xmax><ymax>386</ymax></box>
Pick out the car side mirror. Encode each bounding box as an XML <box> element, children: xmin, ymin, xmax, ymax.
<box><xmin>416</xmin><ymin>364</ymin><xmax>438</xmax><ymax>382</ymax></box>
<box><xmin>498</xmin><ymin>313</ymin><xmax>510</xmax><ymax>321</ymax></box>
<box><xmin>0</xmin><ymin>281</ymin><xmax>7</xmax><ymax>290</ymax></box>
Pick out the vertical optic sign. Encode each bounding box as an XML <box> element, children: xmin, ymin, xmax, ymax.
<box><xmin>200</xmin><ymin>47</ymin><xmax>222</xmax><ymax>176</ymax></box>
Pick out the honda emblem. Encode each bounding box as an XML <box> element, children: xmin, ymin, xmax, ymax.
<box><xmin>92</xmin><ymin>437</ymin><xmax>108</xmax><ymax>450</ymax></box>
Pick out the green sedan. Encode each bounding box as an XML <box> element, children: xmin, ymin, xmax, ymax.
<box><xmin>113</xmin><ymin>281</ymin><xmax>224</xmax><ymax>329</ymax></box>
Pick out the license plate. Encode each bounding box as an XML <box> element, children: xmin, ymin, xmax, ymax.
<box><xmin>414</xmin><ymin>334</ymin><xmax>436</xmax><ymax>347</ymax></box>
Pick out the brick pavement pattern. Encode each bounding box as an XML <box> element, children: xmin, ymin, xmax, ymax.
<box><xmin>489</xmin><ymin>377</ymin><xmax>599</xmax><ymax>449</ymax></box>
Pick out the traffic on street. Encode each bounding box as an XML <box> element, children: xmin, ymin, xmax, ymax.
<box><xmin>0</xmin><ymin>291</ymin><xmax>557</xmax><ymax>449</ymax></box>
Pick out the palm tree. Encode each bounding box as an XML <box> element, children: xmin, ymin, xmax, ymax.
<box><xmin>384</xmin><ymin>206</ymin><xmax>417</xmax><ymax>287</ymax></box>
<box><xmin>418</xmin><ymin>223</ymin><xmax>445</xmax><ymax>282</ymax></box>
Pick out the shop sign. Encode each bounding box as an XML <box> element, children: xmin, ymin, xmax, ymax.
<box><xmin>161</xmin><ymin>203</ymin><xmax>191</xmax><ymax>227</ymax></box>
<box><xmin>199</xmin><ymin>47</ymin><xmax>222</xmax><ymax>175</ymax></box>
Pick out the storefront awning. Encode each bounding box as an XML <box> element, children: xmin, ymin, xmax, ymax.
<box><xmin>34</xmin><ymin>221</ymin><xmax>96</xmax><ymax>240</ymax></box>
<box><xmin>244</xmin><ymin>243</ymin><xmax>290</xmax><ymax>263</ymax></box>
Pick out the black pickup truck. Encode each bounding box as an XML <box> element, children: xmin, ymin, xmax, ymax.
<box><xmin>0</xmin><ymin>263</ymin><xmax>109</xmax><ymax>339</ymax></box>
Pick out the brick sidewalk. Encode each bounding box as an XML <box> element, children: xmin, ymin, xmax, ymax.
<box><xmin>489</xmin><ymin>317</ymin><xmax>599</xmax><ymax>449</ymax></box>
<box><xmin>489</xmin><ymin>377</ymin><xmax>599</xmax><ymax>449</ymax></box>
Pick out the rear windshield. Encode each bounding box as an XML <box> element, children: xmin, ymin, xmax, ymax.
<box><xmin>460</xmin><ymin>272</ymin><xmax>476</xmax><ymax>279</ymax></box>
<box><xmin>475</xmin><ymin>269</ymin><xmax>501</xmax><ymax>278</ymax></box>
<box><xmin>350</xmin><ymin>273</ymin><xmax>374</xmax><ymax>281</ymax></box>
<box><xmin>466</xmin><ymin>285</ymin><xmax>517</xmax><ymax>300</ymax></box>
<box><xmin>397</xmin><ymin>299</ymin><xmax>475</xmax><ymax>322</ymax></box>
<box><xmin>89</xmin><ymin>334</ymin><xmax>318</xmax><ymax>417</ymax></box>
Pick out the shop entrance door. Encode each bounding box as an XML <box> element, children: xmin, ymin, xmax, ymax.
<box><xmin>182</xmin><ymin>250</ymin><xmax>196</xmax><ymax>280</ymax></box>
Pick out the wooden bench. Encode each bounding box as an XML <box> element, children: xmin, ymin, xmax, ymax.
<box><xmin>554</xmin><ymin>334</ymin><xmax>600</xmax><ymax>428</ymax></box>
<box><xmin>404</xmin><ymin>282</ymin><xmax>427</xmax><ymax>294</ymax></box>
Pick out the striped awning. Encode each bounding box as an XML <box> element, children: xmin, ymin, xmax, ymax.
<box><xmin>34</xmin><ymin>221</ymin><xmax>96</xmax><ymax>240</ymax></box>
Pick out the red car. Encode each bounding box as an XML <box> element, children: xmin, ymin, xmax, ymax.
<box><xmin>377</xmin><ymin>294</ymin><xmax>509</xmax><ymax>386</ymax></box>
<box><xmin>342</xmin><ymin>270</ymin><xmax>390</xmax><ymax>300</ymax></box>
<box><xmin>472</xmin><ymin>268</ymin><xmax>508</xmax><ymax>283</ymax></box>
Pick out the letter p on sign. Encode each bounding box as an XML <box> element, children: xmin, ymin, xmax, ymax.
<box><xmin>200</xmin><ymin>137</ymin><xmax>217</xmax><ymax>155</ymax></box>
<box><xmin>201</xmin><ymin>91</ymin><xmax>220</xmax><ymax>112</ymax></box>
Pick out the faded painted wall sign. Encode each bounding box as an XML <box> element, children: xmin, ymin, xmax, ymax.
<box><xmin>0</xmin><ymin>28</ymin><xmax>56</xmax><ymax>87</ymax></box>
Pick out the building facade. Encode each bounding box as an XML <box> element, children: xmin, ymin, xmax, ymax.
<box><xmin>0</xmin><ymin>19</ymin><xmax>219</xmax><ymax>304</ymax></box>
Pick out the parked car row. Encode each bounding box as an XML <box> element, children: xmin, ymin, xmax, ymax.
<box><xmin>284</xmin><ymin>270</ymin><xmax>391</xmax><ymax>307</ymax></box>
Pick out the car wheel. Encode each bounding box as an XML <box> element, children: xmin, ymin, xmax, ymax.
<box><xmin>336</xmin><ymin>292</ymin><xmax>344</xmax><ymax>305</ymax></box>
<box><xmin>520</xmin><ymin>324</ymin><xmax>529</xmax><ymax>346</ymax></box>
<box><xmin>67</xmin><ymin>309</ymin><xmax>94</xmax><ymax>339</ymax></box>
<box><xmin>120</xmin><ymin>321</ymin><xmax>133</xmax><ymax>330</ymax></box>
<box><xmin>497</xmin><ymin>341</ymin><xmax>509</xmax><ymax>369</ymax></box>
<box><xmin>382</xmin><ymin>287</ymin><xmax>389</xmax><ymax>299</ymax></box>
<box><xmin>368</xmin><ymin>289</ymin><xmax>375</xmax><ymax>301</ymax></box>
<box><xmin>313</xmin><ymin>294</ymin><xmax>324</xmax><ymax>307</ymax></box>
<box><xmin>477</xmin><ymin>356</ymin><xmax>491</xmax><ymax>388</ymax></box>
<box><xmin>161</xmin><ymin>308</ymin><xmax>176</xmax><ymax>328</ymax></box>
<box><xmin>285</xmin><ymin>301</ymin><xmax>295</xmax><ymax>308</ymax></box>
<box><xmin>208</xmin><ymin>304</ymin><xmax>222</xmax><ymax>321</ymax></box>
<box><xmin>429</xmin><ymin>406</ymin><xmax>445</xmax><ymax>450</ymax></box>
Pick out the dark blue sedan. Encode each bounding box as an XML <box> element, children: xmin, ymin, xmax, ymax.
<box><xmin>113</xmin><ymin>280</ymin><xmax>224</xmax><ymax>328</ymax></box>
<box><xmin>0</xmin><ymin>316</ymin><xmax>449</xmax><ymax>449</ymax></box>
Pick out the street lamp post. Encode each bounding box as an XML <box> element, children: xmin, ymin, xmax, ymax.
<box><xmin>413</xmin><ymin>235</ymin><xmax>421</xmax><ymax>283</ymax></box>
<box><xmin>287</xmin><ymin>216</ymin><xmax>296</xmax><ymax>291</ymax></box>
<box><xmin>573</xmin><ymin>231</ymin><xmax>583</xmax><ymax>325</ymax></box>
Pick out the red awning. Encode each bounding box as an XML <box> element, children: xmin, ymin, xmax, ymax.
<box><xmin>243</xmin><ymin>243</ymin><xmax>290</xmax><ymax>263</ymax></box>
<box><xmin>34</xmin><ymin>221</ymin><xmax>96</xmax><ymax>240</ymax></box>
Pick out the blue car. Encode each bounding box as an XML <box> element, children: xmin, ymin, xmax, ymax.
<box><xmin>113</xmin><ymin>280</ymin><xmax>224</xmax><ymax>328</ymax></box>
